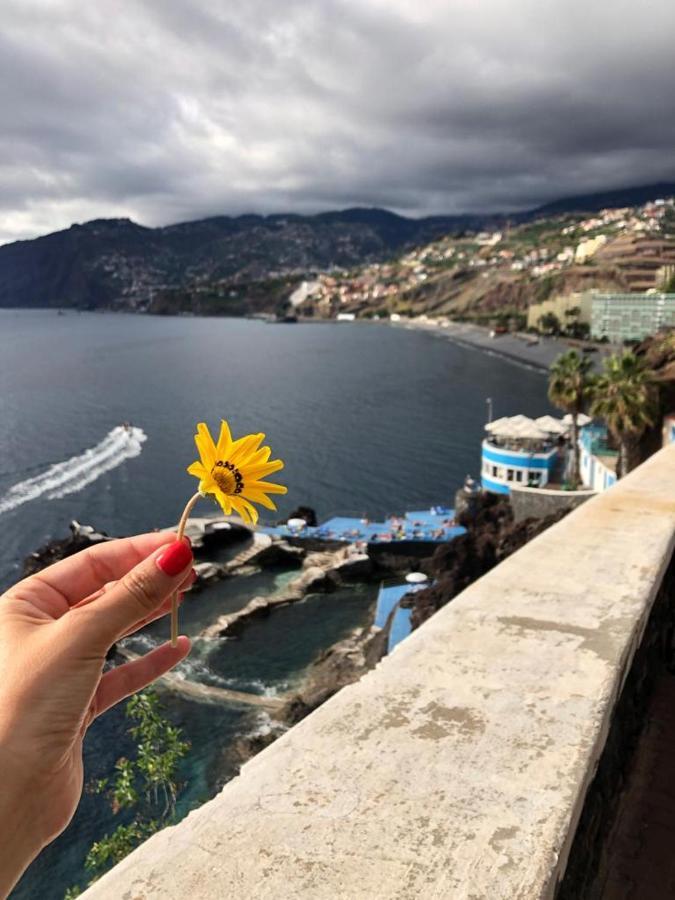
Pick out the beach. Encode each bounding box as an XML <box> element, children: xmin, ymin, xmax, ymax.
<box><xmin>394</xmin><ymin>318</ymin><xmax>616</xmax><ymax>372</ymax></box>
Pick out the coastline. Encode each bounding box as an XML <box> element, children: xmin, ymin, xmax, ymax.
<box><xmin>391</xmin><ymin>318</ymin><xmax>616</xmax><ymax>372</ymax></box>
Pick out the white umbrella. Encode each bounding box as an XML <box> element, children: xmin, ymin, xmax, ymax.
<box><xmin>287</xmin><ymin>517</ymin><xmax>307</xmax><ymax>531</ymax></box>
<box><xmin>486</xmin><ymin>416</ymin><xmax>527</xmax><ymax>439</ymax></box>
<box><xmin>405</xmin><ymin>572</ymin><xmax>429</xmax><ymax>584</ymax></box>
<box><xmin>535</xmin><ymin>415</ymin><xmax>567</xmax><ymax>435</ymax></box>
<box><xmin>511</xmin><ymin>419</ymin><xmax>549</xmax><ymax>440</ymax></box>
<box><xmin>485</xmin><ymin>416</ymin><xmax>510</xmax><ymax>433</ymax></box>
<box><xmin>562</xmin><ymin>413</ymin><xmax>592</xmax><ymax>427</ymax></box>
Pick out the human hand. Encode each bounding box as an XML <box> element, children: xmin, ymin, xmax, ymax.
<box><xmin>0</xmin><ymin>532</ymin><xmax>194</xmax><ymax>897</ymax></box>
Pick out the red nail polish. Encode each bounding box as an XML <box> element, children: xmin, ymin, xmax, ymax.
<box><xmin>157</xmin><ymin>540</ymin><xmax>193</xmax><ymax>576</ymax></box>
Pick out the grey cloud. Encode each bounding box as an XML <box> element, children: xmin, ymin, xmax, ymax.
<box><xmin>1</xmin><ymin>0</ymin><xmax>675</xmax><ymax>243</ymax></box>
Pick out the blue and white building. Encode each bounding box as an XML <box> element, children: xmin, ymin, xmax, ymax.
<box><xmin>481</xmin><ymin>415</ymin><xmax>562</xmax><ymax>495</ymax></box>
<box><xmin>579</xmin><ymin>425</ymin><xmax>618</xmax><ymax>492</ymax></box>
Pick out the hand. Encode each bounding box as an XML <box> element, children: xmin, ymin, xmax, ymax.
<box><xmin>0</xmin><ymin>532</ymin><xmax>194</xmax><ymax>898</ymax></box>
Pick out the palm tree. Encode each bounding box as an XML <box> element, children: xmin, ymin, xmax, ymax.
<box><xmin>590</xmin><ymin>351</ymin><xmax>658</xmax><ymax>478</ymax></box>
<box><xmin>548</xmin><ymin>350</ymin><xmax>594</xmax><ymax>488</ymax></box>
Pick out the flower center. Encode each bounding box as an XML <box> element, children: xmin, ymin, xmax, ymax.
<box><xmin>211</xmin><ymin>460</ymin><xmax>244</xmax><ymax>495</ymax></box>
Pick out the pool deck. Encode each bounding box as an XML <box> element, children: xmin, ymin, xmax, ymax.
<box><xmin>259</xmin><ymin>507</ymin><xmax>466</xmax><ymax>545</ymax></box>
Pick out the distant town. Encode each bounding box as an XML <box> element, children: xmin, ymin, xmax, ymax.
<box><xmin>285</xmin><ymin>196</ymin><xmax>675</xmax><ymax>344</ymax></box>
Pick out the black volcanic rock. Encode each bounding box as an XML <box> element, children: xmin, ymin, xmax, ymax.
<box><xmin>403</xmin><ymin>496</ymin><xmax>569</xmax><ymax>630</ymax></box>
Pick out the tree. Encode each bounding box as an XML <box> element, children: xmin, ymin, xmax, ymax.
<box><xmin>66</xmin><ymin>690</ymin><xmax>189</xmax><ymax>896</ymax></box>
<box><xmin>589</xmin><ymin>351</ymin><xmax>658</xmax><ymax>477</ymax></box>
<box><xmin>538</xmin><ymin>312</ymin><xmax>561</xmax><ymax>335</ymax></box>
<box><xmin>548</xmin><ymin>350</ymin><xmax>594</xmax><ymax>488</ymax></box>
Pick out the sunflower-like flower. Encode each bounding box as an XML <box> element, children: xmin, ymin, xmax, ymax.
<box><xmin>187</xmin><ymin>420</ymin><xmax>286</xmax><ymax>524</ymax></box>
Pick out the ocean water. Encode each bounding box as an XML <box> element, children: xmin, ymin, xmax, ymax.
<box><xmin>0</xmin><ymin>311</ymin><xmax>553</xmax><ymax>898</ymax></box>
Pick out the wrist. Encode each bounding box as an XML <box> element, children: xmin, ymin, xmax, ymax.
<box><xmin>0</xmin><ymin>773</ymin><xmax>44</xmax><ymax>898</ymax></box>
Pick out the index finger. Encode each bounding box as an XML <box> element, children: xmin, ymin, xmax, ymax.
<box><xmin>25</xmin><ymin>532</ymin><xmax>177</xmax><ymax>607</ymax></box>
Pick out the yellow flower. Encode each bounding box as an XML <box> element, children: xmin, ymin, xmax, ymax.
<box><xmin>187</xmin><ymin>420</ymin><xmax>287</xmax><ymax>525</ymax></box>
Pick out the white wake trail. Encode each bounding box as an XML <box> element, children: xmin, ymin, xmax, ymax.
<box><xmin>0</xmin><ymin>426</ymin><xmax>147</xmax><ymax>515</ymax></box>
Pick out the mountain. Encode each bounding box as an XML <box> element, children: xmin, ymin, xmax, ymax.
<box><xmin>527</xmin><ymin>182</ymin><xmax>675</xmax><ymax>218</ymax></box>
<box><xmin>0</xmin><ymin>209</ymin><xmax>485</xmax><ymax>311</ymax></box>
<box><xmin>1</xmin><ymin>182</ymin><xmax>674</xmax><ymax>312</ymax></box>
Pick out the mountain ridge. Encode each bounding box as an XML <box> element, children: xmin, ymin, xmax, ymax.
<box><xmin>2</xmin><ymin>181</ymin><xmax>674</xmax><ymax>311</ymax></box>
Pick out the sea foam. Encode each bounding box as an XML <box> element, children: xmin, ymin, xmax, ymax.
<box><xmin>0</xmin><ymin>425</ymin><xmax>147</xmax><ymax>515</ymax></box>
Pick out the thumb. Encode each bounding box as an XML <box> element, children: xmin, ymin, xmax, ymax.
<box><xmin>70</xmin><ymin>538</ymin><xmax>193</xmax><ymax>649</ymax></box>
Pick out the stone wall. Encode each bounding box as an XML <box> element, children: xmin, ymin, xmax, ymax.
<box><xmin>557</xmin><ymin>554</ymin><xmax>675</xmax><ymax>898</ymax></box>
<box><xmin>81</xmin><ymin>445</ymin><xmax>675</xmax><ymax>900</ymax></box>
<box><xmin>509</xmin><ymin>482</ymin><xmax>596</xmax><ymax>522</ymax></box>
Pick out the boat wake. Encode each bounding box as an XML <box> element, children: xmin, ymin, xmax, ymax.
<box><xmin>0</xmin><ymin>425</ymin><xmax>147</xmax><ymax>515</ymax></box>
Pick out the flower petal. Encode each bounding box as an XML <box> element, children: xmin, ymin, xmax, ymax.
<box><xmin>243</xmin><ymin>458</ymin><xmax>284</xmax><ymax>479</ymax></box>
<box><xmin>244</xmin><ymin>479</ymin><xmax>288</xmax><ymax>495</ymax></box>
<box><xmin>187</xmin><ymin>461</ymin><xmax>207</xmax><ymax>478</ymax></box>
<box><xmin>230</xmin><ymin>496</ymin><xmax>259</xmax><ymax>525</ymax></box>
<box><xmin>229</xmin><ymin>433</ymin><xmax>265</xmax><ymax>465</ymax></box>
<box><xmin>195</xmin><ymin>422</ymin><xmax>217</xmax><ymax>467</ymax></box>
<box><xmin>241</xmin><ymin>489</ymin><xmax>278</xmax><ymax>510</ymax></box>
<box><xmin>216</xmin><ymin>420</ymin><xmax>233</xmax><ymax>458</ymax></box>
<box><xmin>215</xmin><ymin>491</ymin><xmax>233</xmax><ymax>515</ymax></box>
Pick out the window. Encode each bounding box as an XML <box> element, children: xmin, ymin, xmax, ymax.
<box><xmin>515</xmin><ymin>470</ymin><xmax>523</xmax><ymax>483</ymax></box>
<box><xmin>506</xmin><ymin>468</ymin><xmax>514</xmax><ymax>482</ymax></box>
<box><xmin>492</xmin><ymin>465</ymin><xmax>499</xmax><ymax>477</ymax></box>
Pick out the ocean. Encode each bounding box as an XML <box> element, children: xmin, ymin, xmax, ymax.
<box><xmin>0</xmin><ymin>310</ymin><xmax>552</xmax><ymax>898</ymax></box>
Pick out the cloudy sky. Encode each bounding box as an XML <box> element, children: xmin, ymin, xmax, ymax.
<box><xmin>1</xmin><ymin>0</ymin><xmax>675</xmax><ymax>244</ymax></box>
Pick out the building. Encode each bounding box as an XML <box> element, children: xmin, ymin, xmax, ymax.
<box><xmin>575</xmin><ymin>234</ymin><xmax>607</xmax><ymax>262</ymax></box>
<box><xmin>588</xmin><ymin>291</ymin><xmax>675</xmax><ymax>342</ymax></box>
<box><xmin>481</xmin><ymin>414</ymin><xmax>621</xmax><ymax>496</ymax></box>
<box><xmin>579</xmin><ymin>424</ymin><xmax>618</xmax><ymax>492</ymax></box>
<box><xmin>481</xmin><ymin>415</ymin><xmax>561</xmax><ymax>494</ymax></box>
<box><xmin>527</xmin><ymin>292</ymin><xmax>591</xmax><ymax>330</ymax></box>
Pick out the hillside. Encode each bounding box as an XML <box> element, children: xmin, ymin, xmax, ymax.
<box><xmin>0</xmin><ymin>209</ymin><xmax>484</xmax><ymax>311</ymax></box>
<box><xmin>303</xmin><ymin>195</ymin><xmax>675</xmax><ymax>324</ymax></box>
<box><xmin>1</xmin><ymin>181</ymin><xmax>675</xmax><ymax>315</ymax></box>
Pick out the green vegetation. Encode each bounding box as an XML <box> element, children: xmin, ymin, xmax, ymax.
<box><xmin>590</xmin><ymin>352</ymin><xmax>658</xmax><ymax>477</ymax></box>
<box><xmin>538</xmin><ymin>311</ymin><xmax>561</xmax><ymax>335</ymax></box>
<box><xmin>548</xmin><ymin>350</ymin><xmax>595</xmax><ymax>488</ymax></box>
<box><xmin>65</xmin><ymin>690</ymin><xmax>189</xmax><ymax>898</ymax></box>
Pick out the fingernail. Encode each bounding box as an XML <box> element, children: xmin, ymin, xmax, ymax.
<box><xmin>157</xmin><ymin>540</ymin><xmax>193</xmax><ymax>576</ymax></box>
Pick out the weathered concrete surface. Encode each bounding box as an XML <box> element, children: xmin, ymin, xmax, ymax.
<box><xmin>82</xmin><ymin>445</ymin><xmax>675</xmax><ymax>900</ymax></box>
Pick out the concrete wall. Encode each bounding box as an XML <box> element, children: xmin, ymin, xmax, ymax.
<box><xmin>509</xmin><ymin>483</ymin><xmax>596</xmax><ymax>522</ymax></box>
<box><xmin>81</xmin><ymin>445</ymin><xmax>675</xmax><ymax>900</ymax></box>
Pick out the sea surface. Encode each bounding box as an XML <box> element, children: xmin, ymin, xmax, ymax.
<box><xmin>0</xmin><ymin>311</ymin><xmax>553</xmax><ymax>898</ymax></box>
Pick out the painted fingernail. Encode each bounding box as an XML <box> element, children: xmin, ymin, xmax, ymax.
<box><xmin>157</xmin><ymin>540</ymin><xmax>193</xmax><ymax>576</ymax></box>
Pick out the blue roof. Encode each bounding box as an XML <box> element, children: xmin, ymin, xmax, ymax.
<box><xmin>258</xmin><ymin>508</ymin><xmax>465</xmax><ymax>545</ymax></box>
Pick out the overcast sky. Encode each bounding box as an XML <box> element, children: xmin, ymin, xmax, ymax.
<box><xmin>1</xmin><ymin>0</ymin><xmax>675</xmax><ymax>244</ymax></box>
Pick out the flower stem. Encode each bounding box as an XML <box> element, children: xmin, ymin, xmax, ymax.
<box><xmin>171</xmin><ymin>491</ymin><xmax>201</xmax><ymax>647</ymax></box>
